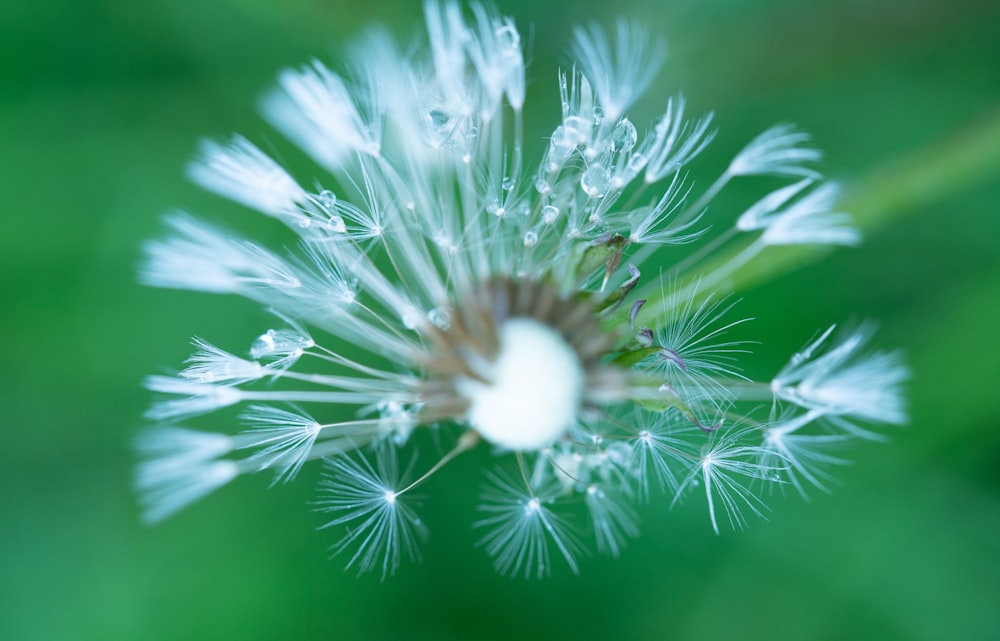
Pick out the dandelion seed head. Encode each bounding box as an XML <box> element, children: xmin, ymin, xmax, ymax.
<box><xmin>135</xmin><ymin>1</ymin><xmax>905</xmax><ymax>577</ymax></box>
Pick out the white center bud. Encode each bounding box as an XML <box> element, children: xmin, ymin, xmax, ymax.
<box><xmin>459</xmin><ymin>318</ymin><xmax>584</xmax><ymax>450</ymax></box>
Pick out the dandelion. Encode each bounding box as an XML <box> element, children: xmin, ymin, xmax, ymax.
<box><xmin>136</xmin><ymin>1</ymin><xmax>907</xmax><ymax>577</ymax></box>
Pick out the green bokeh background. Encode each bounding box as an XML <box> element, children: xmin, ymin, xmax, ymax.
<box><xmin>3</xmin><ymin>0</ymin><xmax>999</xmax><ymax>639</ymax></box>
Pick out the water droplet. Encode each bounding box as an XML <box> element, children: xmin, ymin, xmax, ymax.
<box><xmin>486</xmin><ymin>200</ymin><xmax>504</xmax><ymax>217</ymax></box>
<box><xmin>548</xmin><ymin>125</ymin><xmax>575</xmax><ymax>160</ymax></box>
<box><xmin>468</xmin><ymin>125</ymin><xmax>479</xmax><ymax>138</ymax></box>
<box><xmin>401</xmin><ymin>306</ymin><xmax>423</xmax><ymax>329</ymax></box>
<box><xmin>428</xmin><ymin>306</ymin><xmax>452</xmax><ymax>330</ymax></box>
<box><xmin>326</xmin><ymin>215</ymin><xmax>346</xmax><ymax>233</ymax></box>
<box><xmin>501</xmin><ymin>176</ymin><xmax>515</xmax><ymax>191</ymax></box>
<box><xmin>317</xmin><ymin>189</ymin><xmax>337</xmax><ymax>210</ymax></box>
<box><xmin>581</xmin><ymin>164</ymin><xmax>610</xmax><ymax>198</ymax></box>
<box><xmin>421</xmin><ymin>109</ymin><xmax>454</xmax><ymax>148</ymax></box>
<box><xmin>611</xmin><ymin>117</ymin><xmax>637</xmax><ymax>153</ymax></box>
<box><xmin>534</xmin><ymin>178</ymin><xmax>551</xmax><ymax>194</ymax></box>
<box><xmin>523</xmin><ymin>231</ymin><xmax>538</xmax><ymax>247</ymax></box>
<box><xmin>563</xmin><ymin>115</ymin><xmax>590</xmax><ymax>144</ymax></box>
<box><xmin>541</xmin><ymin>205</ymin><xmax>559</xmax><ymax>224</ymax></box>
<box><xmin>626</xmin><ymin>152</ymin><xmax>647</xmax><ymax>174</ymax></box>
<box><xmin>251</xmin><ymin>330</ymin><xmax>276</xmax><ymax>357</ymax></box>
<box><xmin>296</xmin><ymin>217</ymin><xmax>311</xmax><ymax>228</ymax></box>
<box><xmin>593</xmin><ymin>106</ymin><xmax>604</xmax><ymax>126</ymax></box>
<box><xmin>428</xmin><ymin>109</ymin><xmax>450</xmax><ymax>130</ymax></box>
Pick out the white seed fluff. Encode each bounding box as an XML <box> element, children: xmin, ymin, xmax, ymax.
<box><xmin>459</xmin><ymin>318</ymin><xmax>584</xmax><ymax>450</ymax></box>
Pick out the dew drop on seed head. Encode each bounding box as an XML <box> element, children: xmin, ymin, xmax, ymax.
<box><xmin>549</xmin><ymin>125</ymin><xmax>575</xmax><ymax>160</ymax></box>
<box><xmin>421</xmin><ymin>109</ymin><xmax>454</xmax><ymax>147</ymax></box>
<box><xmin>317</xmin><ymin>189</ymin><xmax>337</xmax><ymax>210</ymax></box>
<box><xmin>542</xmin><ymin>205</ymin><xmax>559</xmax><ymax>224</ymax></box>
<box><xmin>523</xmin><ymin>231</ymin><xmax>538</xmax><ymax>247</ymax></box>
<box><xmin>326</xmin><ymin>215</ymin><xmax>346</xmax><ymax>233</ymax></box>
<box><xmin>534</xmin><ymin>178</ymin><xmax>551</xmax><ymax>194</ymax></box>
<box><xmin>428</xmin><ymin>109</ymin><xmax>450</xmax><ymax>131</ymax></box>
<box><xmin>250</xmin><ymin>330</ymin><xmax>277</xmax><ymax>357</ymax></box>
<box><xmin>401</xmin><ymin>306</ymin><xmax>423</xmax><ymax>329</ymax></box>
<box><xmin>296</xmin><ymin>217</ymin><xmax>311</xmax><ymax>228</ymax></box>
<box><xmin>502</xmin><ymin>176</ymin><xmax>515</xmax><ymax>191</ymax></box>
<box><xmin>627</xmin><ymin>152</ymin><xmax>647</xmax><ymax>174</ymax></box>
<box><xmin>611</xmin><ymin>118</ymin><xmax>637</xmax><ymax>153</ymax></box>
<box><xmin>581</xmin><ymin>164</ymin><xmax>610</xmax><ymax>198</ymax></box>
<box><xmin>563</xmin><ymin>115</ymin><xmax>590</xmax><ymax>144</ymax></box>
<box><xmin>593</xmin><ymin>106</ymin><xmax>604</xmax><ymax>126</ymax></box>
<box><xmin>428</xmin><ymin>306</ymin><xmax>452</xmax><ymax>331</ymax></box>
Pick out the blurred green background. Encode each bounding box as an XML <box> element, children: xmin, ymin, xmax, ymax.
<box><xmin>2</xmin><ymin>0</ymin><xmax>999</xmax><ymax>639</ymax></box>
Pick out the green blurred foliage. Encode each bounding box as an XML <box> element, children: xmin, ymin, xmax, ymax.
<box><xmin>2</xmin><ymin>0</ymin><xmax>999</xmax><ymax>639</ymax></box>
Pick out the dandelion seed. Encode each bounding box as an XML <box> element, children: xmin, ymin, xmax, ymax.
<box><xmin>135</xmin><ymin>428</ymin><xmax>238</xmax><ymax>524</ymax></box>
<box><xmin>773</xmin><ymin>324</ymin><xmax>909</xmax><ymax>429</ymax></box>
<box><xmin>760</xmin><ymin>410</ymin><xmax>850</xmax><ymax>496</ymax></box>
<box><xmin>476</xmin><ymin>471</ymin><xmax>583</xmax><ymax>578</ymax></box>
<box><xmin>317</xmin><ymin>446</ymin><xmax>426</xmax><ymax>579</ymax></box>
<box><xmin>238</xmin><ymin>405</ymin><xmax>322</xmax><ymax>484</ymax></box>
<box><xmin>644</xmin><ymin>95</ymin><xmax>716</xmax><ymax>183</ymax></box>
<box><xmin>585</xmin><ymin>483</ymin><xmax>640</xmax><ymax>557</ymax></box>
<box><xmin>628</xmin><ymin>409</ymin><xmax>699</xmax><ymax>498</ymax></box>
<box><xmin>674</xmin><ymin>428</ymin><xmax>777</xmax><ymax>534</ymax></box>
<box><xmin>180</xmin><ymin>338</ymin><xmax>264</xmax><ymax>384</ymax></box>
<box><xmin>136</xmin><ymin>1</ymin><xmax>906</xmax><ymax>576</ymax></box>
<box><xmin>187</xmin><ymin>136</ymin><xmax>307</xmax><ymax>218</ymax></box>
<box><xmin>729</xmin><ymin>124</ymin><xmax>822</xmax><ymax>178</ymax></box>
